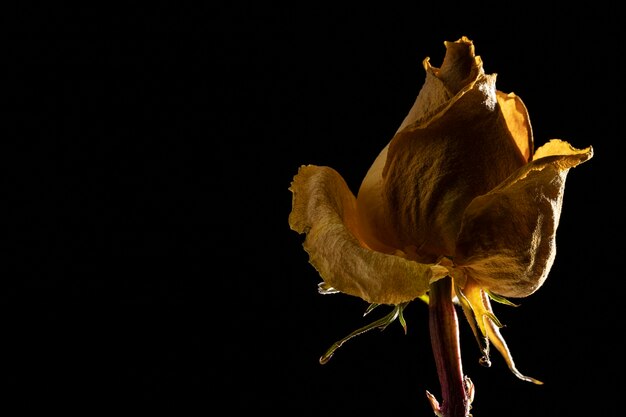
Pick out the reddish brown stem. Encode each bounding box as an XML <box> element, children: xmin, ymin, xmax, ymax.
<box><xmin>428</xmin><ymin>277</ymin><xmax>472</xmax><ymax>417</ymax></box>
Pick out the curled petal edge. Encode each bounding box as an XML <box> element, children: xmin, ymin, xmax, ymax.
<box><xmin>289</xmin><ymin>165</ymin><xmax>448</xmax><ymax>305</ymax></box>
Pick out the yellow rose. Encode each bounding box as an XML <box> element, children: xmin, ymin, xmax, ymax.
<box><xmin>288</xmin><ymin>36</ymin><xmax>593</xmax><ymax>416</ymax></box>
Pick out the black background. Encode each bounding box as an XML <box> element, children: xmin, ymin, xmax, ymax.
<box><xmin>6</xmin><ymin>3</ymin><xmax>623</xmax><ymax>416</ymax></box>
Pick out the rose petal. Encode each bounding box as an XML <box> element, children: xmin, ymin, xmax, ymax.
<box><xmin>354</xmin><ymin>144</ymin><xmax>399</xmax><ymax>254</ymax></box>
<box><xmin>454</xmin><ymin>142</ymin><xmax>593</xmax><ymax>297</ymax></box>
<box><xmin>532</xmin><ymin>138</ymin><xmax>590</xmax><ymax>163</ymax></box>
<box><xmin>380</xmin><ymin>72</ymin><xmax>527</xmax><ymax>261</ymax></box>
<box><xmin>396</xmin><ymin>36</ymin><xmax>483</xmax><ymax>132</ymax></box>
<box><xmin>496</xmin><ymin>91</ymin><xmax>533</xmax><ymax>162</ymax></box>
<box><xmin>289</xmin><ymin>165</ymin><xmax>447</xmax><ymax>305</ymax></box>
<box><xmin>356</xmin><ymin>37</ymin><xmax>484</xmax><ymax>254</ymax></box>
<box><xmin>357</xmin><ymin>37</ymin><xmax>530</xmax><ymax>262</ymax></box>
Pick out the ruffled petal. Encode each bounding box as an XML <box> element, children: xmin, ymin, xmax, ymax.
<box><xmin>395</xmin><ymin>36</ymin><xmax>484</xmax><ymax>132</ymax></box>
<box><xmin>289</xmin><ymin>165</ymin><xmax>448</xmax><ymax>305</ymax></box>
<box><xmin>454</xmin><ymin>141</ymin><xmax>593</xmax><ymax>298</ymax></box>
<box><xmin>532</xmin><ymin>138</ymin><xmax>590</xmax><ymax>163</ymax></box>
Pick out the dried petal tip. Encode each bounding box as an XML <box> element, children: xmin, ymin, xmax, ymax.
<box><xmin>533</xmin><ymin>139</ymin><xmax>593</xmax><ymax>167</ymax></box>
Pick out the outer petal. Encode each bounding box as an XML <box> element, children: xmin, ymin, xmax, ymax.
<box><xmin>357</xmin><ymin>37</ymin><xmax>530</xmax><ymax>262</ymax></box>
<box><xmin>496</xmin><ymin>91</ymin><xmax>533</xmax><ymax>162</ymax></box>
<box><xmin>356</xmin><ymin>37</ymin><xmax>484</xmax><ymax>256</ymax></box>
<box><xmin>381</xmin><ymin>72</ymin><xmax>527</xmax><ymax>261</ymax></box>
<box><xmin>454</xmin><ymin>140</ymin><xmax>593</xmax><ymax>298</ymax></box>
<box><xmin>289</xmin><ymin>165</ymin><xmax>447</xmax><ymax>305</ymax></box>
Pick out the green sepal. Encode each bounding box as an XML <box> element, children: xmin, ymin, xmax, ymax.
<box><xmin>487</xmin><ymin>291</ymin><xmax>520</xmax><ymax>307</ymax></box>
<box><xmin>483</xmin><ymin>311</ymin><xmax>504</xmax><ymax>328</ymax></box>
<box><xmin>319</xmin><ymin>302</ymin><xmax>409</xmax><ymax>364</ymax></box>
<box><xmin>363</xmin><ymin>303</ymin><xmax>380</xmax><ymax>316</ymax></box>
<box><xmin>398</xmin><ymin>305</ymin><xmax>408</xmax><ymax>335</ymax></box>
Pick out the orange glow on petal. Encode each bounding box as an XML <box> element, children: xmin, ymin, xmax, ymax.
<box><xmin>496</xmin><ymin>91</ymin><xmax>533</xmax><ymax>163</ymax></box>
<box><xmin>533</xmin><ymin>138</ymin><xmax>593</xmax><ymax>163</ymax></box>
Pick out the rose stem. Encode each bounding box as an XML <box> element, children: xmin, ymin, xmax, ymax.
<box><xmin>428</xmin><ymin>276</ymin><xmax>471</xmax><ymax>417</ymax></box>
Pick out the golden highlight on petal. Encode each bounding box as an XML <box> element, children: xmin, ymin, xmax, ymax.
<box><xmin>496</xmin><ymin>91</ymin><xmax>533</xmax><ymax>162</ymax></box>
<box><xmin>289</xmin><ymin>165</ymin><xmax>447</xmax><ymax>305</ymax></box>
<box><xmin>533</xmin><ymin>138</ymin><xmax>594</xmax><ymax>165</ymax></box>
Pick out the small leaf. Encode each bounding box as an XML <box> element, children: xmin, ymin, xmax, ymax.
<box><xmin>363</xmin><ymin>303</ymin><xmax>380</xmax><ymax>316</ymax></box>
<box><xmin>398</xmin><ymin>306</ymin><xmax>408</xmax><ymax>335</ymax></box>
<box><xmin>319</xmin><ymin>303</ymin><xmax>407</xmax><ymax>364</ymax></box>
<box><xmin>487</xmin><ymin>291</ymin><xmax>520</xmax><ymax>307</ymax></box>
<box><xmin>483</xmin><ymin>311</ymin><xmax>504</xmax><ymax>328</ymax></box>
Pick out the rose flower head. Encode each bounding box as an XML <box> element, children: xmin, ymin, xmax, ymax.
<box><xmin>288</xmin><ymin>36</ymin><xmax>593</xmax><ymax>416</ymax></box>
